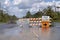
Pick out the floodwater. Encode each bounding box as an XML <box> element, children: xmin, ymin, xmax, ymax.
<box><xmin>0</xmin><ymin>22</ymin><xmax>60</xmax><ymax>40</ymax></box>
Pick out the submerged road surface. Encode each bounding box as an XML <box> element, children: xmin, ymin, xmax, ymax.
<box><xmin>0</xmin><ymin>22</ymin><xmax>60</xmax><ymax>40</ymax></box>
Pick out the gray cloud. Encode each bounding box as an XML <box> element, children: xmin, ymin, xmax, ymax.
<box><xmin>18</xmin><ymin>3</ymin><xmax>32</xmax><ymax>9</ymax></box>
<box><xmin>1</xmin><ymin>0</ymin><xmax>60</xmax><ymax>18</ymax></box>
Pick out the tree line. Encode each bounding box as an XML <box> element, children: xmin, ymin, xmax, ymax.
<box><xmin>23</xmin><ymin>6</ymin><xmax>60</xmax><ymax>22</ymax></box>
<box><xmin>0</xmin><ymin>9</ymin><xmax>18</xmax><ymax>23</ymax></box>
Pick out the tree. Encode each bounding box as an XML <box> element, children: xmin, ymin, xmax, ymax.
<box><xmin>0</xmin><ymin>9</ymin><xmax>17</xmax><ymax>23</ymax></box>
<box><xmin>25</xmin><ymin>11</ymin><xmax>32</xmax><ymax>18</ymax></box>
<box><xmin>33</xmin><ymin>11</ymin><xmax>42</xmax><ymax>18</ymax></box>
<box><xmin>12</xmin><ymin>15</ymin><xmax>17</xmax><ymax>20</ymax></box>
<box><xmin>43</xmin><ymin>6</ymin><xmax>58</xmax><ymax>20</ymax></box>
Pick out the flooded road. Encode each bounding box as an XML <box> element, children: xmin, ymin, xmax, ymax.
<box><xmin>0</xmin><ymin>22</ymin><xmax>60</xmax><ymax>40</ymax></box>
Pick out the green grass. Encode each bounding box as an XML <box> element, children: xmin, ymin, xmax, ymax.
<box><xmin>54</xmin><ymin>20</ymin><xmax>60</xmax><ymax>22</ymax></box>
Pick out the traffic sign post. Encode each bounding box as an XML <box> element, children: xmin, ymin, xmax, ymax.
<box><xmin>41</xmin><ymin>16</ymin><xmax>50</xmax><ymax>28</ymax></box>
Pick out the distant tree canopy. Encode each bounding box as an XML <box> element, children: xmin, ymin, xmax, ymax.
<box><xmin>23</xmin><ymin>10</ymin><xmax>43</xmax><ymax>18</ymax></box>
<box><xmin>25</xmin><ymin>11</ymin><xmax>32</xmax><ymax>18</ymax></box>
<box><xmin>23</xmin><ymin>6</ymin><xmax>60</xmax><ymax>21</ymax></box>
<box><xmin>43</xmin><ymin>6</ymin><xmax>59</xmax><ymax>20</ymax></box>
<box><xmin>0</xmin><ymin>9</ymin><xmax>17</xmax><ymax>23</ymax></box>
<box><xmin>32</xmin><ymin>10</ymin><xmax>43</xmax><ymax>18</ymax></box>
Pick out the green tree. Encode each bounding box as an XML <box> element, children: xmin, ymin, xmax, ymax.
<box><xmin>0</xmin><ymin>9</ymin><xmax>17</xmax><ymax>23</ymax></box>
<box><xmin>33</xmin><ymin>10</ymin><xmax>42</xmax><ymax>18</ymax></box>
<box><xmin>25</xmin><ymin>11</ymin><xmax>32</xmax><ymax>18</ymax></box>
<box><xmin>12</xmin><ymin>15</ymin><xmax>17</xmax><ymax>20</ymax></box>
<box><xmin>43</xmin><ymin>6</ymin><xmax>58</xmax><ymax>20</ymax></box>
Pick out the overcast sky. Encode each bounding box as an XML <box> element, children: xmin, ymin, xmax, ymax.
<box><xmin>0</xmin><ymin>0</ymin><xmax>60</xmax><ymax>18</ymax></box>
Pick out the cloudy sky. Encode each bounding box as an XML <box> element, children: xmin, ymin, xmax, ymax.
<box><xmin>0</xmin><ymin>0</ymin><xmax>60</xmax><ymax>18</ymax></box>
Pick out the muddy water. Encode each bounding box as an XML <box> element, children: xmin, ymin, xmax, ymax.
<box><xmin>0</xmin><ymin>22</ymin><xmax>60</xmax><ymax>40</ymax></box>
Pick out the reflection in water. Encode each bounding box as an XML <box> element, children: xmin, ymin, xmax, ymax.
<box><xmin>40</xmin><ymin>27</ymin><xmax>51</xmax><ymax>40</ymax></box>
<box><xmin>41</xmin><ymin>27</ymin><xmax>50</xmax><ymax>32</ymax></box>
<box><xmin>0</xmin><ymin>22</ymin><xmax>60</xmax><ymax>40</ymax></box>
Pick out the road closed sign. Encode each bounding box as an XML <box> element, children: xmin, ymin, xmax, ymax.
<box><xmin>42</xmin><ymin>16</ymin><xmax>50</xmax><ymax>21</ymax></box>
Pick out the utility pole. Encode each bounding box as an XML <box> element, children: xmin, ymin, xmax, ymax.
<box><xmin>0</xmin><ymin>1</ymin><xmax>2</xmax><ymax>13</ymax></box>
<box><xmin>53</xmin><ymin>0</ymin><xmax>60</xmax><ymax>12</ymax></box>
<box><xmin>0</xmin><ymin>1</ymin><xmax>1</xmax><ymax>10</ymax></box>
<box><xmin>53</xmin><ymin>0</ymin><xmax>56</xmax><ymax>12</ymax></box>
<box><xmin>56</xmin><ymin>6</ymin><xmax>60</xmax><ymax>12</ymax></box>
<box><xmin>57</xmin><ymin>7</ymin><xmax>60</xmax><ymax>11</ymax></box>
